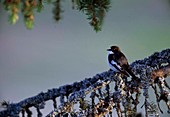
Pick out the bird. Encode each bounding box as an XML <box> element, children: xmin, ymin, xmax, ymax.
<box><xmin>107</xmin><ymin>46</ymin><xmax>139</xmax><ymax>81</ymax></box>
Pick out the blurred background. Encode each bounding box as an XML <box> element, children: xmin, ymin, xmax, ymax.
<box><xmin>0</xmin><ymin>0</ymin><xmax>170</xmax><ymax>116</ymax></box>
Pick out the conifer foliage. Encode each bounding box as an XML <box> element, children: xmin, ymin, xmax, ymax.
<box><xmin>1</xmin><ymin>0</ymin><xmax>110</xmax><ymax>31</ymax></box>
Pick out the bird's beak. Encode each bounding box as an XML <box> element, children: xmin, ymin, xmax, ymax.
<box><xmin>107</xmin><ymin>49</ymin><xmax>111</xmax><ymax>51</ymax></box>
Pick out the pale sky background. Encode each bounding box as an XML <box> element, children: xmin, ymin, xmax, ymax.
<box><xmin>0</xmin><ymin>0</ymin><xmax>170</xmax><ymax>116</ymax></box>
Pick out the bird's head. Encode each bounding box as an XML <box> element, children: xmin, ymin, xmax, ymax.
<box><xmin>107</xmin><ymin>46</ymin><xmax>120</xmax><ymax>53</ymax></box>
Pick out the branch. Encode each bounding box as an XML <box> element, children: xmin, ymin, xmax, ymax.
<box><xmin>151</xmin><ymin>65</ymin><xmax>170</xmax><ymax>80</ymax></box>
<box><xmin>0</xmin><ymin>48</ymin><xmax>170</xmax><ymax>117</ymax></box>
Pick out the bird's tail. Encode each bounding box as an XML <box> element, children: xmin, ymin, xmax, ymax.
<box><xmin>124</xmin><ymin>65</ymin><xmax>140</xmax><ymax>82</ymax></box>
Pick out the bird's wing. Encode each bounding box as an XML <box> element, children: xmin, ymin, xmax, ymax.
<box><xmin>111</xmin><ymin>60</ymin><xmax>122</xmax><ymax>72</ymax></box>
<box><xmin>108</xmin><ymin>54</ymin><xmax>122</xmax><ymax>72</ymax></box>
<box><xmin>115</xmin><ymin>52</ymin><xmax>130</xmax><ymax>77</ymax></box>
<box><xmin>117</xmin><ymin>53</ymin><xmax>129</xmax><ymax>67</ymax></box>
<box><xmin>117</xmin><ymin>53</ymin><xmax>138</xmax><ymax>80</ymax></box>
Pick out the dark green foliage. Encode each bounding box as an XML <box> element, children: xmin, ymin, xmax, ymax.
<box><xmin>77</xmin><ymin>0</ymin><xmax>110</xmax><ymax>32</ymax></box>
<box><xmin>1</xmin><ymin>0</ymin><xmax>111</xmax><ymax>31</ymax></box>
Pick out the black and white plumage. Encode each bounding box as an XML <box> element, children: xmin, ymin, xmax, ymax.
<box><xmin>107</xmin><ymin>46</ymin><xmax>138</xmax><ymax>80</ymax></box>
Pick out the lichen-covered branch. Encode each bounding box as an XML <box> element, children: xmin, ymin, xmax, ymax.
<box><xmin>0</xmin><ymin>48</ymin><xmax>170</xmax><ymax>117</ymax></box>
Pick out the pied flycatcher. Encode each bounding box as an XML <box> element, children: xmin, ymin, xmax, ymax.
<box><xmin>107</xmin><ymin>46</ymin><xmax>139</xmax><ymax>81</ymax></box>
